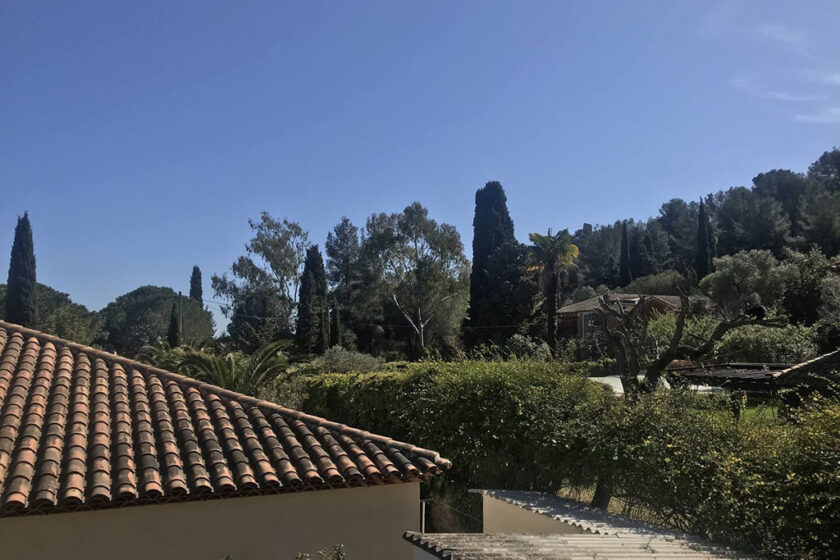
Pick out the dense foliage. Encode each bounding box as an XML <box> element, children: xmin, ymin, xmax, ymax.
<box><xmin>465</xmin><ymin>181</ymin><xmax>517</xmax><ymax>346</ymax></box>
<box><xmin>97</xmin><ymin>285</ymin><xmax>214</xmax><ymax>355</ymax></box>
<box><xmin>293</xmin><ymin>346</ymin><xmax>385</xmax><ymax>375</ymax></box>
<box><xmin>301</xmin><ymin>363</ymin><xmax>840</xmax><ymax>559</ymax></box>
<box><xmin>5</xmin><ymin>212</ymin><xmax>37</xmax><ymax>327</ymax></box>
<box><xmin>0</xmin><ymin>282</ymin><xmax>101</xmax><ymax>344</ymax></box>
<box><xmin>295</xmin><ymin>245</ymin><xmax>329</xmax><ymax>354</ymax></box>
<box><xmin>190</xmin><ymin>265</ymin><xmax>203</xmax><ymax>304</ymax></box>
<box><xmin>212</xmin><ymin>214</ymin><xmax>308</xmax><ymax>350</ymax></box>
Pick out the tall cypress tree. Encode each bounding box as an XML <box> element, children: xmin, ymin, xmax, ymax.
<box><xmin>330</xmin><ymin>300</ymin><xmax>342</xmax><ymax>348</ymax></box>
<box><xmin>295</xmin><ymin>245</ymin><xmax>328</xmax><ymax>354</ymax></box>
<box><xmin>619</xmin><ymin>221</ymin><xmax>632</xmax><ymax>287</ymax></box>
<box><xmin>296</xmin><ymin>270</ymin><xmax>316</xmax><ymax>352</ymax></box>
<box><xmin>695</xmin><ymin>199</ymin><xmax>713</xmax><ymax>281</ymax></box>
<box><xmin>5</xmin><ymin>212</ymin><xmax>37</xmax><ymax>327</ymax></box>
<box><xmin>466</xmin><ymin>181</ymin><xmax>516</xmax><ymax>344</ymax></box>
<box><xmin>167</xmin><ymin>302</ymin><xmax>180</xmax><ymax>347</ymax></box>
<box><xmin>189</xmin><ymin>266</ymin><xmax>203</xmax><ymax>305</ymax></box>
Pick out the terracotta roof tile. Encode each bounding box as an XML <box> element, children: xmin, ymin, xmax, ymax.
<box><xmin>0</xmin><ymin>321</ymin><xmax>449</xmax><ymax>516</ymax></box>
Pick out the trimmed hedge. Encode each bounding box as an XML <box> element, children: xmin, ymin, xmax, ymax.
<box><xmin>300</xmin><ymin>361</ymin><xmax>840</xmax><ymax>559</ymax></box>
<box><xmin>302</xmin><ymin>361</ymin><xmax>615</xmax><ymax>491</ymax></box>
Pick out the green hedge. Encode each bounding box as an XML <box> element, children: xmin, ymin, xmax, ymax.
<box><xmin>300</xmin><ymin>362</ymin><xmax>840</xmax><ymax>559</ymax></box>
<box><xmin>302</xmin><ymin>361</ymin><xmax>615</xmax><ymax>491</ymax></box>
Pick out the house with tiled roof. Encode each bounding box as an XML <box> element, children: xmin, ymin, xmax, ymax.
<box><xmin>558</xmin><ymin>292</ymin><xmax>686</xmax><ymax>339</ymax></box>
<box><xmin>0</xmin><ymin>321</ymin><xmax>450</xmax><ymax>560</ymax></box>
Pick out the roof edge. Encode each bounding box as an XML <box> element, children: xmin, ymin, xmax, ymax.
<box><xmin>0</xmin><ymin>320</ymin><xmax>452</xmax><ymax>471</ymax></box>
<box><xmin>772</xmin><ymin>348</ymin><xmax>840</xmax><ymax>379</ymax></box>
<box><xmin>403</xmin><ymin>532</ymin><xmax>450</xmax><ymax>560</ymax></box>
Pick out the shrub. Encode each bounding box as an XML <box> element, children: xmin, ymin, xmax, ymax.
<box><xmin>644</xmin><ymin>313</ymin><xmax>818</xmax><ymax>365</ymax></box>
<box><xmin>294</xmin><ymin>346</ymin><xmax>385</xmax><ymax>375</ymax></box>
<box><xmin>715</xmin><ymin>324</ymin><xmax>818</xmax><ymax>363</ymax></box>
<box><xmin>302</xmin><ymin>361</ymin><xmax>616</xmax><ymax>491</ymax></box>
<box><xmin>470</xmin><ymin>334</ymin><xmax>553</xmax><ymax>361</ymax></box>
<box><xmin>301</xmin><ymin>364</ymin><xmax>840</xmax><ymax>559</ymax></box>
<box><xmin>599</xmin><ymin>392</ymin><xmax>840</xmax><ymax>559</ymax></box>
<box><xmin>622</xmin><ymin>270</ymin><xmax>689</xmax><ymax>295</ymax></box>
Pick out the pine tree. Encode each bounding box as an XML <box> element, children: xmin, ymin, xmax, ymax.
<box><xmin>466</xmin><ymin>181</ymin><xmax>516</xmax><ymax>344</ymax></box>
<box><xmin>695</xmin><ymin>199</ymin><xmax>713</xmax><ymax>281</ymax></box>
<box><xmin>619</xmin><ymin>221</ymin><xmax>632</xmax><ymax>287</ymax></box>
<box><xmin>167</xmin><ymin>302</ymin><xmax>180</xmax><ymax>347</ymax></box>
<box><xmin>190</xmin><ymin>266</ymin><xmax>203</xmax><ymax>305</ymax></box>
<box><xmin>5</xmin><ymin>212</ymin><xmax>37</xmax><ymax>327</ymax></box>
<box><xmin>295</xmin><ymin>245</ymin><xmax>328</xmax><ymax>354</ymax></box>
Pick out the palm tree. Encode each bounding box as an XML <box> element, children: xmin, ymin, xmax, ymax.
<box><xmin>178</xmin><ymin>341</ymin><xmax>289</xmax><ymax>396</ymax></box>
<box><xmin>528</xmin><ymin>229</ymin><xmax>580</xmax><ymax>352</ymax></box>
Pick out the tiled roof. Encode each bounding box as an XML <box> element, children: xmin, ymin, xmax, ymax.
<box><xmin>0</xmin><ymin>321</ymin><xmax>450</xmax><ymax>517</ymax></box>
<box><xmin>403</xmin><ymin>532</ymin><xmax>761</xmax><ymax>559</ymax></box>
<box><xmin>557</xmin><ymin>293</ymin><xmax>684</xmax><ymax>315</ymax></box>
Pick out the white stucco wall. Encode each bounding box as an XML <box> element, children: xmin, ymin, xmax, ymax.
<box><xmin>0</xmin><ymin>482</ymin><xmax>420</xmax><ymax>560</ymax></box>
<box><xmin>482</xmin><ymin>494</ymin><xmax>584</xmax><ymax>534</ymax></box>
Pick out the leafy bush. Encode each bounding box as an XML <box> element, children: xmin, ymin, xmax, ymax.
<box><xmin>644</xmin><ymin>313</ymin><xmax>818</xmax><ymax>364</ymax></box>
<box><xmin>0</xmin><ymin>282</ymin><xmax>101</xmax><ymax>345</ymax></box>
<box><xmin>138</xmin><ymin>341</ymin><xmax>290</xmax><ymax>397</ymax></box>
<box><xmin>621</xmin><ymin>270</ymin><xmax>689</xmax><ymax>295</ymax></box>
<box><xmin>302</xmin><ymin>361</ymin><xmax>615</xmax><ymax>491</ymax></box>
<box><xmin>294</xmin><ymin>346</ymin><xmax>386</xmax><ymax>375</ymax></box>
<box><xmin>296</xmin><ymin>545</ymin><xmax>345</xmax><ymax>560</ymax></box>
<box><xmin>301</xmin><ymin>363</ymin><xmax>840</xmax><ymax>559</ymax></box>
<box><xmin>596</xmin><ymin>392</ymin><xmax>840</xmax><ymax>559</ymax></box>
<box><xmin>570</xmin><ymin>285</ymin><xmax>597</xmax><ymax>303</ymax></box>
<box><xmin>469</xmin><ymin>334</ymin><xmax>553</xmax><ymax>361</ymax></box>
<box><xmin>715</xmin><ymin>324</ymin><xmax>818</xmax><ymax>364</ymax></box>
<box><xmin>700</xmin><ymin>251</ymin><xmax>796</xmax><ymax>317</ymax></box>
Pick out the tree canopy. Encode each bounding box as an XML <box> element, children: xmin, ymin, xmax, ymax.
<box><xmin>212</xmin><ymin>213</ymin><xmax>308</xmax><ymax>349</ymax></box>
<box><xmin>97</xmin><ymin>285</ymin><xmax>213</xmax><ymax>355</ymax></box>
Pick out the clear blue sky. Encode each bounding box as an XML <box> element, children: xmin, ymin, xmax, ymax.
<box><xmin>2</xmin><ymin>1</ymin><xmax>839</xmax><ymax>327</ymax></box>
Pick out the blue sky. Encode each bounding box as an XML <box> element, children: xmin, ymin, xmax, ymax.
<box><xmin>2</xmin><ymin>1</ymin><xmax>839</xmax><ymax>327</ymax></box>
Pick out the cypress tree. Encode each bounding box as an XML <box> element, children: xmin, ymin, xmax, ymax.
<box><xmin>166</xmin><ymin>302</ymin><xmax>180</xmax><ymax>347</ymax></box>
<box><xmin>466</xmin><ymin>181</ymin><xmax>516</xmax><ymax>344</ymax></box>
<box><xmin>296</xmin><ymin>270</ymin><xmax>316</xmax><ymax>352</ymax></box>
<box><xmin>5</xmin><ymin>212</ymin><xmax>37</xmax><ymax>327</ymax></box>
<box><xmin>695</xmin><ymin>199</ymin><xmax>713</xmax><ymax>280</ymax></box>
<box><xmin>619</xmin><ymin>221</ymin><xmax>632</xmax><ymax>287</ymax></box>
<box><xmin>330</xmin><ymin>300</ymin><xmax>342</xmax><ymax>347</ymax></box>
<box><xmin>295</xmin><ymin>245</ymin><xmax>328</xmax><ymax>354</ymax></box>
<box><xmin>189</xmin><ymin>266</ymin><xmax>203</xmax><ymax>305</ymax></box>
<box><xmin>318</xmin><ymin>307</ymin><xmax>329</xmax><ymax>354</ymax></box>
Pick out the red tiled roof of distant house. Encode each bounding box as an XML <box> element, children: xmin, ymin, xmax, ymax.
<box><xmin>0</xmin><ymin>321</ymin><xmax>450</xmax><ymax>516</ymax></box>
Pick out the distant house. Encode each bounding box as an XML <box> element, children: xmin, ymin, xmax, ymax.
<box><xmin>404</xmin><ymin>489</ymin><xmax>761</xmax><ymax>559</ymax></box>
<box><xmin>558</xmin><ymin>292</ymin><xmax>684</xmax><ymax>339</ymax></box>
<box><xmin>0</xmin><ymin>321</ymin><xmax>450</xmax><ymax>560</ymax></box>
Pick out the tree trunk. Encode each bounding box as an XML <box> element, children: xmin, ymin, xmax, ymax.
<box><xmin>591</xmin><ymin>475</ymin><xmax>612</xmax><ymax>511</ymax></box>
<box><xmin>545</xmin><ymin>275</ymin><xmax>558</xmax><ymax>352</ymax></box>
